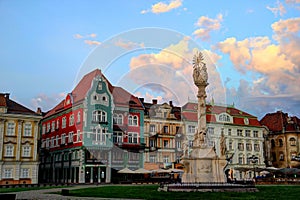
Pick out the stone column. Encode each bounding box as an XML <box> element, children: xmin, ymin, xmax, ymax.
<box><xmin>16</xmin><ymin>120</ymin><xmax>24</xmax><ymax>160</ymax></box>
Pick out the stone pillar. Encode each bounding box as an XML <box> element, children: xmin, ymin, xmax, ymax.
<box><xmin>90</xmin><ymin>167</ymin><xmax>93</xmax><ymax>183</ymax></box>
<box><xmin>98</xmin><ymin>167</ymin><xmax>101</xmax><ymax>183</ymax></box>
<box><xmin>16</xmin><ymin>120</ymin><xmax>24</xmax><ymax>160</ymax></box>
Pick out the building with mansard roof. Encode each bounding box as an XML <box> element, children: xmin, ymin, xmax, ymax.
<box><xmin>39</xmin><ymin>69</ymin><xmax>145</xmax><ymax>184</ymax></box>
<box><xmin>260</xmin><ymin>111</ymin><xmax>300</xmax><ymax>169</ymax></box>
<box><xmin>181</xmin><ymin>101</ymin><xmax>267</xmax><ymax>180</ymax></box>
<box><xmin>0</xmin><ymin>93</ymin><xmax>42</xmax><ymax>185</ymax></box>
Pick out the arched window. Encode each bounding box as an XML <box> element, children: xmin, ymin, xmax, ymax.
<box><xmin>113</xmin><ymin>114</ymin><xmax>123</xmax><ymax>125</ymax></box>
<box><xmin>218</xmin><ymin>113</ymin><xmax>230</xmax><ymax>122</ymax></box>
<box><xmin>92</xmin><ymin>110</ymin><xmax>107</xmax><ymax>123</ymax></box>
<box><xmin>271</xmin><ymin>139</ymin><xmax>275</xmax><ymax>148</ymax></box>
<box><xmin>238</xmin><ymin>154</ymin><xmax>244</xmax><ymax>164</ymax></box>
<box><xmin>279</xmin><ymin>138</ymin><xmax>284</xmax><ymax>147</ymax></box>
<box><xmin>128</xmin><ymin>115</ymin><xmax>138</xmax><ymax>126</ymax></box>
<box><xmin>289</xmin><ymin>137</ymin><xmax>296</xmax><ymax>146</ymax></box>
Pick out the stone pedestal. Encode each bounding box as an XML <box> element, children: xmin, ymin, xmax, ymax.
<box><xmin>182</xmin><ymin>144</ymin><xmax>227</xmax><ymax>183</ymax></box>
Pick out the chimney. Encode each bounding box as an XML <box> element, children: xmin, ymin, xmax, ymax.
<box><xmin>152</xmin><ymin>99</ymin><xmax>157</xmax><ymax>105</ymax></box>
<box><xmin>36</xmin><ymin>107</ymin><xmax>42</xmax><ymax>115</ymax></box>
<box><xmin>139</xmin><ymin>98</ymin><xmax>144</xmax><ymax>103</ymax></box>
<box><xmin>169</xmin><ymin>101</ymin><xmax>173</xmax><ymax>107</ymax></box>
<box><xmin>4</xmin><ymin>93</ymin><xmax>10</xmax><ymax>99</ymax></box>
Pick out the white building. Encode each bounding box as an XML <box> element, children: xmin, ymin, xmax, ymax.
<box><xmin>182</xmin><ymin>101</ymin><xmax>267</xmax><ymax>180</ymax></box>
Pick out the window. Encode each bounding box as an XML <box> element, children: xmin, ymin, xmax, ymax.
<box><xmin>188</xmin><ymin>125</ymin><xmax>195</xmax><ymax>134</ymax></box>
<box><xmin>7</xmin><ymin>122</ymin><xmax>15</xmax><ymax>136</ymax></box>
<box><xmin>69</xmin><ymin>114</ymin><xmax>74</xmax><ymax>126</ymax></box>
<box><xmin>61</xmin><ymin>134</ymin><xmax>66</xmax><ymax>145</ymax></box>
<box><xmin>237</xmin><ymin>129</ymin><xmax>243</xmax><ymax>136</ymax></box>
<box><xmin>163</xmin><ymin>140</ymin><xmax>169</xmax><ymax>148</ymax></box>
<box><xmin>207</xmin><ymin>127</ymin><xmax>214</xmax><ymax>135</ymax></box>
<box><xmin>92</xmin><ymin>127</ymin><xmax>106</xmax><ymax>143</ymax></box>
<box><xmin>5</xmin><ymin>145</ymin><xmax>14</xmax><ymax>157</ymax></box>
<box><xmin>253</xmin><ymin>131</ymin><xmax>258</xmax><ymax>137</ymax></box>
<box><xmin>149</xmin><ymin>155</ymin><xmax>156</xmax><ymax>163</ymax></box>
<box><xmin>149</xmin><ymin>139</ymin><xmax>155</xmax><ymax>147</ymax></box>
<box><xmin>113</xmin><ymin>132</ymin><xmax>123</xmax><ymax>143</ymax></box>
<box><xmin>246</xmin><ymin>143</ymin><xmax>252</xmax><ymax>151</ymax></box>
<box><xmin>238</xmin><ymin>143</ymin><xmax>244</xmax><ymax>151</ymax></box>
<box><xmin>128</xmin><ymin>115</ymin><xmax>138</xmax><ymax>126</ymax></box>
<box><xmin>77</xmin><ymin>112</ymin><xmax>81</xmax><ymax>123</ymax></box>
<box><xmin>163</xmin><ymin>156</ymin><xmax>169</xmax><ymax>163</ymax></box>
<box><xmin>113</xmin><ymin>114</ymin><xmax>123</xmax><ymax>125</ymax></box>
<box><xmin>271</xmin><ymin>139</ymin><xmax>275</xmax><ymax>148</ymax></box>
<box><xmin>51</xmin><ymin>121</ymin><xmax>55</xmax><ymax>132</ymax></box>
<box><xmin>56</xmin><ymin>119</ymin><xmax>60</xmax><ymax>129</ymax></box>
<box><xmin>163</xmin><ymin>126</ymin><xmax>168</xmax><ymax>133</ymax></box>
<box><xmin>51</xmin><ymin>137</ymin><xmax>55</xmax><ymax>148</ymax></box>
<box><xmin>245</xmin><ymin>130</ymin><xmax>251</xmax><ymax>137</ymax></box>
<box><xmin>228</xmin><ymin>141</ymin><xmax>233</xmax><ymax>150</ymax></box>
<box><xmin>22</xmin><ymin>146</ymin><xmax>31</xmax><ymax>157</ymax></box>
<box><xmin>42</xmin><ymin>125</ymin><xmax>46</xmax><ymax>135</ymax></box>
<box><xmin>47</xmin><ymin>123</ymin><xmax>51</xmax><ymax>133</ymax></box>
<box><xmin>128</xmin><ymin>132</ymin><xmax>138</xmax><ymax>144</ymax></box>
<box><xmin>279</xmin><ymin>153</ymin><xmax>284</xmax><ymax>161</ymax></box>
<box><xmin>238</xmin><ymin>155</ymin><xmax>243</xmax><ymax>164</ymax></box>
<box><xmin>46</xmin><ymin>138</ymin><xmax>50</xmax><ymax>148</ymax></box>
<box><xmin>279</xmin><ymin>139</ymin><xmax>283</xmax><ymax>147</ymax></box>
<box><xmin>77</xmin><ymin>130</ymin><xmax>81</xmax><ymax>142</ymax></box>
<box><xmin>254</xmin><ymin>144</ymin><xmax>260</xmax><ymax>151</ymax></box>
<box><xmin>93</xmin><ymin>110</ymin><xmax>107</xmax><ymax>123</ymax></box>
<box><xmin>4</xmin><ymin>169</ymin><xmax>13</xmax><ymax>178</ymax></box>
<box><xmin>56</xmin><ymin>135</ymin><xmax>60</xmax><ymax>146</ymax></box>
<box><xmin>21</xmin><ymin>168</ymin><xmax>29</xmax><ymax>178</ymax></box>
<box><xmin>24</xmin><ymin>123</ymin><xmax>32</xmax><ymax>136</ymax></box>
<box><xmin>69</xmin><ymin>132</ymin><xmax>74</xmax><ymax>143</ymax></box>
<box><xmin>289</xmin><ymin>138</ymin><xmax>296</xmax><ymax>146</ymax></box>
<box><xmin>62</xmin><ymin>117</ymin><xmax>66</xmax><ymax>128</ymax></box>
<box><xmin>272</xmin><ymin>152</ymin><xmax>276</xmax><ymax>161</ymax></box>
<box><xmin>219</xmin><ymin>114</ymin><xmax>230</xmax><ymax>122</ymax></box>
<box><xmin>228</xmin><ymin>129</ymin><xmax>231</xmax><ymax>136</ymax></box>
<box><xmin>176</xmin><ymin>141</ymin><xmax>181</xmax><ymax>149</ymax></box>
<box><xmin>150</xmin><ymin>124</ymin><xmax>156</xmax><ymax>133</ymax></box>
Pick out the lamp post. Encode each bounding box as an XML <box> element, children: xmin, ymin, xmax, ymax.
<box><xmin>248</xmin><ymin>155</ymin><xmax>258</xmax><ymax>182</ymax></box>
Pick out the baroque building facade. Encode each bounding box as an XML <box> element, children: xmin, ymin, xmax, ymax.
<box><xmin>142</xmin><ymin>99</ymin><xmax>183</xmax><ymax>170</ymax></box>
<box><xmin>182</xmin><ymin>101</ymin><xmax>267</xmax><ymax>180</ymax></box>
<box><xmin>260</xmin><ymin>111</ymin><xmax>300</xmax><ymax>168</ymax></box>
<box><xmin>39</xmin><ymin>69</ymin><xmax>145</xmax><ymax>184</ymax></box>
<box><xmin>0</xmin><ymin>93</ymin><xmax>42</xmax><ymax>185</ymax></box>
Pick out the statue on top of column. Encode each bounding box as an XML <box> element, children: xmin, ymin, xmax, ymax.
<box><xmin>193</xmin><ymin>51</ymin><xmax>208</xmax><ymax>87</ymax></box>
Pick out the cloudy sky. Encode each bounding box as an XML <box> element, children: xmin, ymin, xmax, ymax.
<box><xmin>0</xmin><ymin>0</ymin><xmax>299</xmax><ymax>119</ymax></box>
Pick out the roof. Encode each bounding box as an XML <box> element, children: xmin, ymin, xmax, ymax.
<box><xmin>45</xmin><ymin>69</ymin><xmax>143</xmax><ymax>118</ymax></box>
<box><xmin>182</xmin><ymin>102</ymin><xmax>261</xmax><ymax>126</ymax></box>
<box><xmin>141</xmin><ymin>100</ymin><xmax>181</xmax><ymax>120</ymax></box>
<box><xmin>0</xmin><ymin>93</ymin><xmax>40</xmax><ymax>116</ymax></box>
<box><xmin>260</xmin><ymin>111</ymin><xmax>300</xmax><ymax>133</ymax></box>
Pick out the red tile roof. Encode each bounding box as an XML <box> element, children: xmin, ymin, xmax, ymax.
<box><xmin>260</xmin><ymin>111</ymin><xmax>300</xmax><ymax>132</ymax></box>
<box><xmin>182</xmin><ymin>102</ymin><xmax>261</xmax><ymax>126</ymax></box>
<box><xmin>45</xmin><ymin>69</ymin><xmax>143</xmax><ymax>118</ymax></box>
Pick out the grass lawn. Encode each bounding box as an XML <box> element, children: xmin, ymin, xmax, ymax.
<box><xmin>63</xmin><ymin>184</ymin><xmax>300</xmax><ymax>200</ymax></box>
<box><xmin>0</xmin><ymin>185</ymin><xmax>66</xmax><ymax>193</ymax></box>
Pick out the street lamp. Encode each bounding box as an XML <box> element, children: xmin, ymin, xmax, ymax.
<box><xmin>248</xmin><ymin>155</ymin><xmax>258</xmax><ymax>181</ymax></box>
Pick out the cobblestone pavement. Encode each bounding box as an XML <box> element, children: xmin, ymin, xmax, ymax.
<box><xmin>6</xmin><ymin>185</ymin><xmax>144</xmax><ymax>200</ymax></box>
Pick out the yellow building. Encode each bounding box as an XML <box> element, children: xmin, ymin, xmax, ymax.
<box><xmin>0</xmin><ymin>93</ymin><xmax>42</xmax><ymax>185</ymax></box>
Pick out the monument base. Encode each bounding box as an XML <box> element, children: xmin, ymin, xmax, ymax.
<box><xmin>181</xmin><ymin>144</ymin><xmax>227</xmax><ymax>183</ymax></box>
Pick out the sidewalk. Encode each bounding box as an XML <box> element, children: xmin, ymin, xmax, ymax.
<box><xmin>7</xmin><ymin>184</ymin><xmax>143</xmax><ymax>200</ymax></box>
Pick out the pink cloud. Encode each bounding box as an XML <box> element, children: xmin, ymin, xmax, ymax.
<box><xmin>193</xmin><ymin>14</ymin><xmax>223</xmax><ymax>41</ymax></box>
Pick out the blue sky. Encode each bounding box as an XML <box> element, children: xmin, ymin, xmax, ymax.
<box><xmin>0</xmin><ymin>0</ymin><xmax>299</xmax><ymax>119</ymax></box>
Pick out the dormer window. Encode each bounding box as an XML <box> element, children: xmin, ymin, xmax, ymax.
<box><xmin>218</xmin><ymin>113</ymin><xmax>231</xmax><ymax>123</ymax></box>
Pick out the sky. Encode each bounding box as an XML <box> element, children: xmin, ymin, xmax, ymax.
<box><xmin>0</xmin><ymin>0</ymin><xmax>299</xmax><ymax>120</ymax></box>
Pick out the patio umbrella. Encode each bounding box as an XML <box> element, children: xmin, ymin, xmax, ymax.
<box><xmin>171</xmin><ymin>169</ymin><xmax>184</xmax><ymax>173</ymax></box>
<box><xmin>118</xmin><ymin>167</ymin><xmax>135</xmax><ymax>174</ymax></box>
<box><xmin>134</xmin><ymin>168</ymin><xmax>152</xmax><ymax>174</ymax></box>
<box><xmin>259</xmin><ymin>170</ymin><xmax>270</xmax><ymax>176</ymax></box>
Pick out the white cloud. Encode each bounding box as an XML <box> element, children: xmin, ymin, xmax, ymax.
<box><xmin>267</xmin><ymin>1</ymin><xmax>286</xmax><ymax>17</ymax></box>
<box><xmin>193</xmin><ymin>14</ymin><xmax>223</xmax><ymax>41</ymax></box>
<box><xmin>141</xmin><ymin>0</ymin><xmax>183</xmax><ymax>14</ymax></box>
<box><xmin>31</xmin><ymin>93</ymin><xmax>65</xmax><ymax>111</ymax></box>
<box><xmin>114</xmin><ymin>39</ymin><xmax>144</xmax><ymax>50</ymax></box>
<box><xmin>84</xmin><ymin>40</ymin><xmax>101</xmax><ymax>46</ymax></box>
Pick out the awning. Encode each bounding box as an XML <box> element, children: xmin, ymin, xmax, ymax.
<box><xmin>133</xmin><ymin>168</ymin><xmax>152</xmax><ymax>174</ymax></box>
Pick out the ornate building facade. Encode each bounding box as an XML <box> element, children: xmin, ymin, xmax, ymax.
<box><xmin>0</xmin><ymin>93</ymin><xmax>42</xmax><ymax>185</ymax></box>
<box><xmin>182</xmin><ymin>101</ymin><xmax>267</xmax><ymax>180</ymax></box>
<box><xmin>260</xmin><ymin>111</ymin><xmax>300</xmax><ymax>168</ymax></box>
<box><xmin>142</xmin><ymin>99</ymin><xmax>183</xmax><ymax>170</ymax></box>
<box><xmin>39</xmin><ymin>69</ymin><xmax>145</xmax><ymax>184</ymax></box>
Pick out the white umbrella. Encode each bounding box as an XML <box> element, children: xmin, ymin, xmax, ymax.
<box><xmin>118</xmin><ymin>167</ymin><xmax>135</xmax><ymax>174</ymax></box>
<box><xmin>171</xmin><ymin>169</ymin><xmax>184</xmax><ymax>173</ymax></box>
<box><xmin>134</xmin><ymin>168</ymin><xmax>152</xmax><ymax>174</ymax></box>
